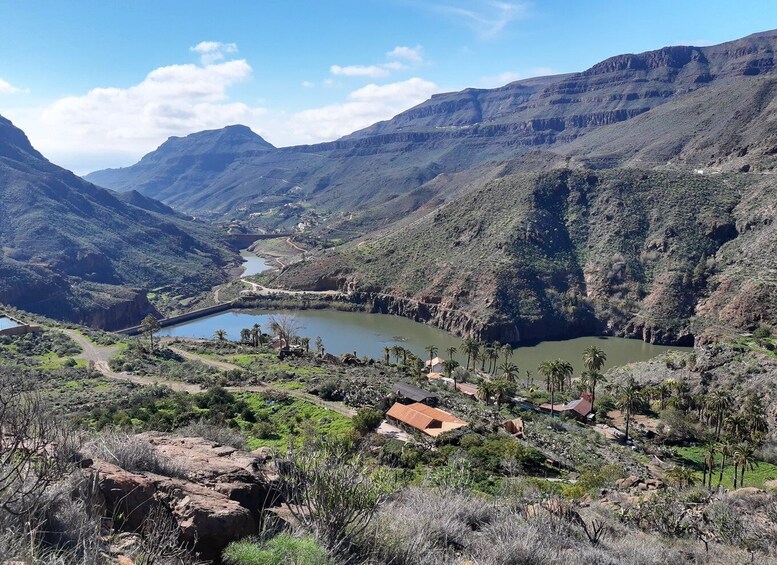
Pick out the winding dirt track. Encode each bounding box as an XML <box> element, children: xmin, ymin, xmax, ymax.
<box><xmin>63</xmin><ymin>330</ymin><xmax>354</xmax><ymax>417</ymax></box>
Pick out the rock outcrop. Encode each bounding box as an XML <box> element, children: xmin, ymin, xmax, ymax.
<box><xmin>88</xmin><ymin>433</ymin><xmax>282</xmax><ymax>560</ymax></box>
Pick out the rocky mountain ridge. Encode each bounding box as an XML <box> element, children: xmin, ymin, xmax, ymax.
<box><xmin>0</xmin><ymin>115</ymin><xmax>238</xmax><ymax>329</ymax></box>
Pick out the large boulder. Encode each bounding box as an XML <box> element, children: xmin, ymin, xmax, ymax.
<box><xmin>89</xmin><ymin>432</ymin><xmax>283</xmax><ymax>560</ymax></box>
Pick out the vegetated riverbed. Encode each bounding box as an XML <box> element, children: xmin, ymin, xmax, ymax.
<box><xmin>158</xmin><ymin>308</ymin><xmax>691</xmax><ymax>373</ymax></box>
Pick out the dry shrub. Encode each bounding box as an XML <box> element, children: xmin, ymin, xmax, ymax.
<box><xmin>86</xmin><ymin>431</ymin><xmax>186</xmax><ymax>479</ymax></box>
<box><xmin>175</xmin><ymin>420</ymin><xmax>246</xmax><ymax>449</ymax></box>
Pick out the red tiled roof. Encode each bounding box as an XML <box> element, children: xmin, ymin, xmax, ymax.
<box><xmin>386</xmin><ymin>402</ymin><xmax>467</xmax><ymax>437</ymax></box>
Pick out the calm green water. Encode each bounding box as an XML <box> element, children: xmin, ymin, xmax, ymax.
<box><xmin>240</xmin><ymin>250</ymin><xmax>275</xmax><ymax>277</ymax></box>
<box><xmin>158</xmin><ymin>309</ymin><xmax>690</xmax><ymax>373</ymax></box>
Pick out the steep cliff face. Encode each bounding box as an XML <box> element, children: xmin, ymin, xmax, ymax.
<box><xmin>272</xmin><ymin>169</ymin><xmax>756</xmax><ymax>345</ymax></box>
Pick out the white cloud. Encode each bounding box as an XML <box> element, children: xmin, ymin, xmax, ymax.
<box><xmin>0</xmin><ymin>78</ymin><xmax>26</xmax><ymax>95</ymax></box>
<box><xmin>387</xmin><ymin>45</ymin><xmax>424</xmax><ymax>63</ymax></box>
<box><xmin>283</xmin><ymin>77</ymin><xmax>438</xmax><ymax>144</ymax></box>
<box><xmin>26</xmin><ymin>58</ymin><xmax>266</xmax><ymax>170</ymax></box>
<box><xmin>435</xmin><ymin>1</ymin><xmax>529</xmax><ymax>38</ymax></box>
<box><xmin>330</xmin><ymin>64</ymin><xmax>390</xmax><ymax>78</ymax></box>
<box><xmin>190</xmin><ymin>41</ymin><xmax>238</xmax><ymax>65</ymax></box>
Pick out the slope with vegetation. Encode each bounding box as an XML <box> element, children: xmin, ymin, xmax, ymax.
<box><xmin>0</xmin><ymin>115</ymin><xmax>240</xmax><ymax>329</ymax></box>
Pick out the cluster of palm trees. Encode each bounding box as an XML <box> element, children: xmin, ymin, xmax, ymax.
<box><xmin>699</xmin><ymin>441</ymin><xmax>759</xmax><ymax>490</ymax></box>
<box><xmin>459</xmin><ymin>339</ymin><xmax>515</xmax><ymax>375</ymax></box>
<box><xmin>238</xmin><ymin>324</ymin><xmax>263</xmax><ymax>347</ymax></box>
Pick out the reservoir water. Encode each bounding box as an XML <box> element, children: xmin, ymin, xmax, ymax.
<box><xmin>240</xmin><ymin>250</ymin><xmax>275</xmax><ymax>277</ymax></box>
<box><xmin>159</xmin><ymin>308</ymin><xmax>690</xmax><ymax>373</ymax></box>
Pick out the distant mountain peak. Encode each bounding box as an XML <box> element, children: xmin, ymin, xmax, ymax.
<box><xmin>155</xmin><ymin>124</ymin><xmax>275</xmax><ymax>155</ymax></box>
<box><xmin>0</xmin><ymin>115</ymin><xmax>47</xmax><ymax>163</ymax></box>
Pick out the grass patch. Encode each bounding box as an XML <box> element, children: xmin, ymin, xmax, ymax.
<box><xmin>673</xmin><ymin>445</ymin><xmax>777</xmax><ymax>489</ymax></box>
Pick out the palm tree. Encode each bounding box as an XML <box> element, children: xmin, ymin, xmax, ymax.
<box><xmin>717</xmin><ymin>441</ymin><xmax>732</xmax><ymax>490</ymax></box>
<box><xmin>708</xmin><ymin>390</ymin><xmax>732</xmax><ymax>440</ymax></box>
<box><xmin>391</xmin><ymin>345</ymin><xmax>404</xmax><ymax>365</ymax></box>
<box><xmin>301</xmin><ymin>337</ymin><xmax>310</xmax><ymax>353</ymax></box>
<box><xmin>491</xmin><ymin>378</ymin><xmax>515</xmax><ymax>410</ymax></box>
<box><xmin>240</xmin><ymin>328</ymin><xmax>251</xmax><ymax>344</ymax></box>
<box><xmin>582</xmin><ymin>346</ymin><xmax>607</xmax><ymax>373</ymax></box>
<box><xmin>615</xmin><ymin>375</ymin><xmax>641</xmax><ymax>444</ymax></box>
<box><xmin>446</xmin><ymin>346</ymin><xmax>458</xmax><ymax>362</ymax></box>
<box><xmin>460</xmin><ymin>340</ymin><xmax>479</xmax><ymax>371</ymax></box>
<box><xmin>582</xmin><ymin>346</ymin><xmax>607</xmax><ymax>411</ymax></box>
<box><xmin>442</xmin><ymin>359</ymin><xmax>459</xmax><ymax>383</ymax></box>
<box><xmin>538</xmin><ymin>360</ymin><xmax>553</xmax><ymax>394</ymax></box>
<box><xmin>476</xmin><ymin>380</ymin><xmax>495</xmax><ymax>405</ymax></box>
<box><xmin>524</xmin><ymin>370</ymin><xmax>533</xmax><ymax>389</ymax></box>
<box><xmin>140</xmin><ymin>314</ymin><xmax>161</xmax><ymax>353</ymax></box>
<box><xmin>250</xmin><ymin>324</ymin><xmax>261</xmax><ymax>347</ymax></box>
<box><xmin>734</xmin><ymin>444</ymin><xmax>757</xmax><ymax>489</ymax></box>
<box><xmin>657</xmin><ymin>382</ymin><xmax>672</xmax><ymax>411</ymax></box>
<box><xmin>214</xmin><ymin>329</ymin><xmax>227</xmax><ymax>342</ymax></box>
<box><xmin>538</xmin><ymin>360</ymin><xmax>573</xmax><ymax>418</ymax></box>
<box><xmin>501</xmin><ymin>343</ymin><xmax>514</xmax><ymax>364</ymax></box>
<box><xmin>666</xmin><ymin>466</ymin><xmax>696</xmax><ymax>488</ymax></box>
<box><xmin>383</xmin><ymin>346</ymin><xmax>391</xmax><ymax>364</ymax></box>
<box><xmin>488</xmin><ymin>347</ymin><xmax>500</xmax><ymax>375</ymax></box>
<box><xmin>499</xmin><ymin>361</ymin><xmax>519</xmax><ymax>383</ymax></box>
<box><xmin>425</xmin><ymin>345</ymin><xmax>438</xmax><ymax>373</ymax></box>
<box><xmin>703</xmin><ymin>443</ymin><xmax>717</xmax><ymax>490</ymax></box>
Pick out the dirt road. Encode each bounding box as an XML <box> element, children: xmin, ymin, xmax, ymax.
<box><xmin>64</xmin><ymin>330</ymin><xmax>354</xmax><ymax>416</ymax></box>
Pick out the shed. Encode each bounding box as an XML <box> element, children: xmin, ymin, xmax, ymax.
<box><xmin>393</xmin><ymin>382</ymin><xmax>438</xmax><ymax>406</ymax></box>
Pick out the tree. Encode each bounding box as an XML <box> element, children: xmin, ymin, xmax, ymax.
<box><xmin>391</xmin><ymin>345</ymin><xmax>404</xmax><ymax>365</ymax></box>
<box><xmin>707</xmin><ymin>390</ymin><xmax>732</xmax><ymax>440</ymax></box>
<box><xmin>140</xmin><ymin>314</ymin><xmax>161</xmax><ymax>353</ymax></box>
<box><xmin>240</xmin><ymin>328</ymin><xmax>251</xmax><ymax>344</ymax></box>
<box><xmin>214</xmin><ymin>329</ymin><xmax>227</xmax><ymax>342</ymax></box>
<box><xmin>582</xmin><ymin>346</ymin><xmax>607</xmax><ymax>411</ymax></box>
<box><xmin>614</xmin><ymin>375</ymin><xmax>641</xmax><ymax>444</ymax></box>
<box><xmin>446</xmin><ymin>346</ymin><xmax>458</xmax><ymax>362</ymax></box>
<box><xmin>424</xmin><ymin>345</ymin><xmax>438</xmax><ymax>373</ymax></box>
<box><xmin>301</xmin><ymin>337</ymin><xmax>310</xmax><ymax>353</ymax></box>
<box><xmin>491</xmin><ymin>378</ymin><xmax>515</xmax><ymax>409</ymax></box>
<box><xmin>251</xmin><ymin>323</ymin><xmax>262</xmax><ymax>347</ymax></box>
<box><xmin>498</xmin><ymin>361</ymin><xmax>519</xmax><ymax>382</ymax></box>
<box><xmin>476</xmin><ymin>380</ymin><xmax>495</xmax><ymax>405</ymax></box>
<box><xmin>665</xmin><ymin>465</ymin><xmax>696</xmax><ymax>488</ymax></box>
<box><xmin>488</xmin><ymin>347</ymin><xmax>500</xmax><ymax>375</ymax></box>
<box><xmin>315</xmin><ymin>336</ymin><xmax>324</xmax><ymax>355</ymax></box>
<box><xmin>442</xmin><ymin>359</ymin><xmax>459</xmax><ymax>380</ymax></box>
<box><xmin>501</xmin><ymin>343</ymin><xmax>514</xmax><ymax>364</ymax></box>
<box><xmin>460</xmin><ymin>340</ymin><xmax>479</xmax><ymax>371</ymax></box>
<box><xmin>538</xmin><ymin>359</ymin><xmax>573</xmax><ymax>418</ymax></box>
<box><xmin>717</xmin><ymin>441</ymin><xmax>732</xmax><ymax>490</ymax></box>
<box><xmin>734</xmin><ymin>444</ymin><xmax>757</xmax><ymax>489</ymax></box>
<box><xmin>383</xmin><ymin>346</ymin><xmax>391</xmax><ymax>364</ymax></box>
<box><xmin>270</xmin><ymin>314</ymin><xmax>303</xmax><ymax>350</ymax></box>
<box><xmin>352</xmin><ymin>408</ymin><xmax>383</xmax><ymax>435</ymax></box>
<box><xmin>703</xmin><ymin>443</ymin><xmax>717</xmax><ymax>490</ymax></box>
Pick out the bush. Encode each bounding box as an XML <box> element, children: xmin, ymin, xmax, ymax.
<box><xmin>86</xmin><ymin>432</ymin><xmax>186</xmax><ymax>479</ymax></box>
<box><xmin>352</xmin><ymin>408</ymin><xmax>383</xmax><ymax>435</ymax></box>
<box><xmin>223</xmin><ymin>533</ymin><xmax>332</xmax><ymax>565</ymax></box>
<box><xmin>176</xmin><ymin>420</ymin><xmax>246</xmax><ymax>449</ymax></box>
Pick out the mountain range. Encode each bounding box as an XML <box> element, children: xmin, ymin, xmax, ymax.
<box><xmin>0</xmin><ymin>115</ymin><xmax>238</xmax><ymax>329</ymax></box>
<box><xmin>79</xmin><ymin>30</ymin><xmax>777</xmax><ymax>344</ymax></box>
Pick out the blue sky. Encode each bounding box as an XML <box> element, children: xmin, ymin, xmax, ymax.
<box><xmin>1</xmin><ymin>0</ymin><xmax>776</xmax><ymax>173</ymax></box>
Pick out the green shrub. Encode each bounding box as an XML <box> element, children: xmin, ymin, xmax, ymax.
<box><xmin>223</xmin><ymin>533</ymin><xmax>332</xmax><ymax>565</ymax></box>
<box><xmin>352</xmin><ymin>408</ymin><xmax>383</xmax><ymax>435</ymax></box>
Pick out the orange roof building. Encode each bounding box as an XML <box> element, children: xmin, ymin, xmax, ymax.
<box><xmin>386</xmin><ymin>402</ymin><xmax>467</xmax><ymax>437</ymax></box>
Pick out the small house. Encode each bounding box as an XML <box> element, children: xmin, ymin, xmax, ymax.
<box><xmin>539</xmin><ymin>393</ymin><xmax>594</xmax><ymax>421</ymax></box>
<box><xmin>424</xmin><ymin>356</ymin><xmax>445</xmax><ymax>373</ymax></box>
<box><xmin>393</xmin><ymin>382</ymin><xmax>438</xmax><ymax>406</ymax></box>
<box><xmin>386</xmin><ymin>402</ymin><xmax>468</xmax><ymax>437</ymax></box>
<box><xmin>456</xmin><ymin>382</ymin><xmax>479</xmax><ymax>398</ymax></box>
